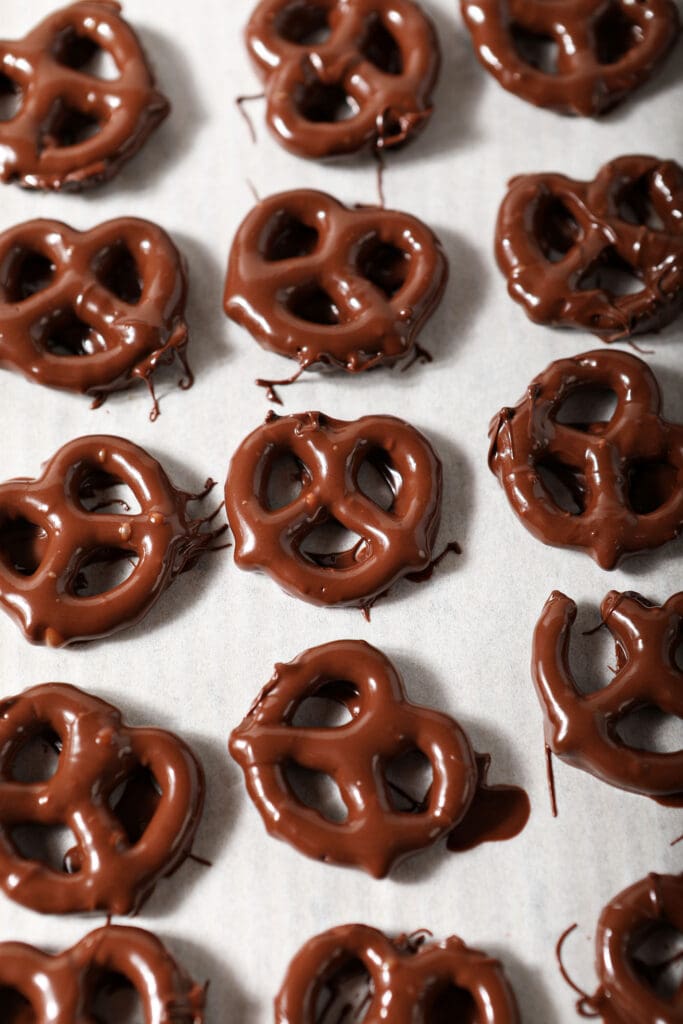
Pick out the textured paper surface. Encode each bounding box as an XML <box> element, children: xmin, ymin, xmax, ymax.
<box><xmin>0</xmin><ymin>1</ymin><xmax>681</xmax><ymax>1020</ymax></box>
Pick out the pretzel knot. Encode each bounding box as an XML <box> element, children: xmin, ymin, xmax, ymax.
<box><xmin>276</xmin><ymin>924</ymin><xmax>521</xmax><ymax>1023</ymax></box>
<box><xmin>225</xmin><ymin>189</ymin><xmax>447</xmax><ymax>377</ymax></box>
<box><xmin>0</xmin><ymin>1</ymin><xmax>169</xmax><ymax>191</ymax></box>
<box><xmin>533</xmin><ymin>590</ymin><xmax>683</xmax><ymax>804</ymax></box>
<box><xmin>461</xmin><ymin>0</ymin><xmax>680</xmax><ymax>116</ymax></box>
<box><xmin>0</xmin><ymin>925</ymin><xmax>206</xmax><ymax>1022</ymax></box>
<box><xmin>230</xmin><ymin>640</ymin><xmax>477</xmax><ymax>877</ymax></box>
<box><xmin>0</xmin><ymin>217</ymin><xmax>189</xmax><ymax>405</ymax></box>
<box><xmin>0</xmin><ymin>684</ymin><xmax>204</xmax><ymax>915</ymax></box>
<box><xmin>225</xmin><ymin>411</ymin><xmax>442</xmax><ymax>608</ymax></box>
<box><xmin>0</xmin><ymin>434</ymin><xmax>224</xmax><ymax>646</ymax></box>
<box><xmin>245</xmin><ymin>0</ymin><xmax>440</xmax><ymax>157</ymax></box>
<box><xmin>488</xmin><ymin>349</ymin><xmax>683</xmax><ymax>569</ymax></box>
<box><xmin>496</xmin><ymin>155</ymin><xmax>683</xmax><ymax>341</ymax></box>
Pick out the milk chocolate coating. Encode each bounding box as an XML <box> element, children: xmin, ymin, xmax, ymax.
<box><xmin>0</xmin><ymin>924</ymin><xmax>206</xmax><ymax>1022</ymax></box>
<box><xmin>533</xmin><ymin>590</ymin><xmax>683</xmax><ymax>805</ymax></box>
<box><xmin>0</xmin><ymin>1</ymin><xmax>169</xmax><ymax>191</ymax></box>
<box><xmin>488</xmin><ymin>349</ymin><xmax>683</xmax><ymax>569</ymax></box>
<box><xmin>0</xmin><ymin>217</ymin><xmax>189</xmax><ymax>403</ymax></box>
<box><xmin>496</xmin><ymin>155</ymin><xmax>683</xmax><ymax>341</ymax></box>
<box><xmin>245</xmin><ymin>0</ymin><xmax>440</xmax><ymax>158</ymax></box>
<box><xmin>566</xmin><ymin>872</ymin><xmax>683</xmax><ymax>1022</ymax></box>
<box><xmin>0</xmin><ymin>683</ymin><xmax>204</xmax><ymax>915</ymax></box>
<box><xmin>225</xmin><ymin>411</ymin><xmax>442</xmax><ymax>608</ymax></box>
<box><xmin>224</xmin><ymin>189</ymin><xmax>447</xmax><ymax>375</ymax></box>
<box><xmin>276</xmin><ymin>924</ymin><xmax>521</xmax><ymax>1023</ymax></box>
<box><xmin>461</xmin><ymin>0</ymin><xmax>681</xmax><ymax>116</ymax></box>
<box><xmin>0</xmin><ymin>434</ymin><xmax>225</xmax><ymax>646</ymax></box>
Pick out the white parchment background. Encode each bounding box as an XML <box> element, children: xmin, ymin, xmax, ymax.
<box><xmin>0</xmin><ymin>1</ymin><xmax>681</xmax><ymax>1020</ymax></box>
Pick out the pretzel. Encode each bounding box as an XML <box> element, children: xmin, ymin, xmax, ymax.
<box><xmin>225</xmin><ymin>411</ymin><xmax>442</xmax><ymax>608</ymax></box>
<box><xmin>0</xmin><ymin>217</ymin><xmax>190</xmax><ymax>414</ymax></box>
<box><xmin>533</xmin><ymin>590</ymin><xmax>683</xmax><ymax>805</ymax></box>
<box><xmin>0</xmin><ymin>683</ymin><xmax>204</xmax><ymax>915</ymax></box>
<box><xmin>0</xmin><ymin>925</ymin><xmax>205</xmax><ymax>1022</ymax></box>
<box><xmin>276</xmin><ymin>924</ymin><xmax>520</xmax><ymax>1023</ymax></box>
<box><xmin>461</xmin><ymin>0</ymin><xmax>680</xmax><ymax>116</ymax></box>
<box><xmin>496</xmin><ymin>155</ymin><xmax>683</xmax><ymax>341</ymax></box>
<box><xmin>245</xmin><ymin>0</ymin><xmax>440</xmax><ymax>157</ymax></box>
<box><xmin>559</xmin><ymin>873</ymin><xmax>683</xmax><ymax>1021</ymax></box>
<box><xmin>0</xmin><ymin>1</ymin><xmax>169</xmax><ymax>191</ymax></box>
<box><xmin>224</xmin><ymin>189</ymin><xmax>447</xmax><ymax>388</ymax></box>
<box><xmin>230</xmin><ymin>640</ymin><xmax>478</xmax><ymax>876</ymax></box>
<box><xmin>0</xmin><ymin>434</ymin><xmax>225</xmax><ymax>646</ymax></box>
<box><xmin>488</xmin><ymin>349</ymin><xmax>683</xmax><ymax>569</ymax></box>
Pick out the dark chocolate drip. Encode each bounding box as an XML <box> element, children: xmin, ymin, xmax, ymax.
<box><xmin>446</xmin><ymin>753</ymin><xmax>530</xmax><ymax>852</ymax></box>
<box><xmin>235</xmin><ymin>92</ymin><xmax>264</xmax><ymax>144</ymax></box>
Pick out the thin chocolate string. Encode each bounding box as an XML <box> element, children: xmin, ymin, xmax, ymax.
<box><xmin>545</xmin><ymin>744</ymin><xmax>558</xmax><ymax>818</ymax></box>
<box><xmin>555</xmin><ymin>924</ymin><xmax>601</xmax><ymax>1019</ymax></box>
<box><xmin>235</xmin><ymin>93</ymin><xmax>264</xmax><ymax>143</ymax></box>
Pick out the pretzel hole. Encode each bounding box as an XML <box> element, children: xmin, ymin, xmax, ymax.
<box><xmin>534</xmin><ymin>197</ymin><xmax>582</xmax><ymax>263</ymax></box>
<box><xmin>0</xmin><ymin>74</ymin><xmax>22</xmax><ymax>121</ymax></box>
<box><xmin>0</xmin><ymin>516</ymin><xmax>48</xmax><ymax>576</ymax></box>
<box><xmin>284</xmin><ymin>761</ymin><xmax>348</xmax><ymax>822</ymax></box>
<box><xmin>510</xmin><ymin>25</ymin><xmax>559</xmax><ymax>75</ymax></box>
<box><xmin>93</xmin><ymin>243</ymin><xmax>143</xmax><ymax>304</ymax></box>
<box><xmin>11</xmin><ymin>728</ymin><xmax>62</xmax><ymax>783</ymax></box>
<box><xmin>577</xmin><ymin>247</ymin><xmax>645</xmax><ymax>297</ymax></box>
<box><xmin>33</xmin><ymin>308</ymin><xmax>107</xmax><ymax>357</ymax></box>
<box><xmin>615</xmin><ymin>706</ymin><xmax>683</xmax><ymax>754</ymax></box>
<box><xmin>86</xmin><ymin>970</ymin><xmax>143</xmax><ymax>1024</ymax></box>
<box><xmin>291</xmin><ymin>682</ymin><xmax>359</xmax><ymax>727</ymax></box>
<box><xmin>536</xmin><ymin>459</ymin><xmax>586</xmax><ymax>515</ymax></box>
<box><xmin>11</xmin><ymin>824</ymin><xmax>80</xmax><ymax>875</ymax></box>
<box><xmin>295</xmin><ymin>80</ymin><xmax>359</xmax><ymax>123</ymax></box>
<box><xmin>0</xmin><ymin>989</ymin><xmax>35</xmax><ymax>1024</ymax></box>
<box><xmin>71</xmin><ymin>550</ymin><xmax>139</xmax><ymax>597</ymax></box>
<box><xmin>568</xmin><ymin>615</ymin><xmax>624</xmax><ymax>694</ymax></box>
<box><xmin>627</xmin><ymin>460</ymin><xmax>678</xmax><ymax>515</ymax></box>
<box><xmin>359</xmin><ymin>13</ymin><xmax>403</xmax><ymax>75</ymax></box>
<box><xmin>275</xmin><ymin>1</ymin><xmax>331</xmax><ymax>44</ymax></box>
<box><xmin>593</xmin><ymin>4</ymin><xmax>641</xmax><ymax>65</ymax></box>
<box><xmin>109</xmin><ymin>766</ymin><xmax>162</xmax><ymax>845</ymax></box>
<box><xmin>78</xmin><ymin>471</ymin><xmax>141</xmax><ymax>515</ymax></box>
<box><xmin>357</xmin><ymin>452</ymin><xmax>397</xmax><ymax>511</ymax></box>
<box><xmin>425</xmin><ymin>983</ymin><xmax>479</xmax><ymax>1023</ymax></box>
<box><xmin>627</xmin><ymin>923</ymin><xmax>683</xmax><ymax>1000</ymax></box>
<box><xmin>384</xmin><ymin>749</ymin><xmax>432</xmax><ymax>813</ymax></box>
<box><xmin>1</xmin><ymin>249</ymin><xmax>56</xmax><ymax>303</ymax></box>
<box><xmin>286</xmin><ymin>282</ymin><xmax>340</xmax><ymax>325</ymax></box>
<box><xmin>617</xmin><ymin>174</ymin><xmax>666</xmax><ymax>231</ymax></box>
<box><xmin>262</xmin><ymin>211</ymin><xmax>319</xmax><ymax>261</ymax></box>
<box><xmin>300</xmin><ymin>519</ymin><xmax>369</xmax><ymax>569</ymax></box>
<box><xmin>264</xmin><ymin>453</ymin><xmax>310</xmax><ymax>510</ymax></box>
<box><xmin>315</xmin><ymin>959</ymin><xmax>373</xmax><ymax>1024</ymax></box>
<box><xmin>52</xmin><ymin>26</ymin><xmax>120</xmax><ymax>79</ymax></box>
<box><xmin>555</xmin><ymin>386</ymin><xmax>618</xmax><ymax>430</ymax></box>
<box><xmin>39</xmin><ymin>99</ymin><xmax>102</xmax><ymax>151</ymax></box>
<box><xmin>356</xmin><ymin>237</ymin><xmax>409</xmax><ymax>298</ymax></box>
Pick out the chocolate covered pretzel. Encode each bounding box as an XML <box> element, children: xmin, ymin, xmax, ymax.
<box><xmin>225</xmin><ymin>411</ymin><xmax>442</xmax><ymax>609</ymax></box>
<box><xmin>0</xmin><ymin>925</ymin><xmax>205</xmax><ymax>1022</ymax></box>
<box><xmin>0</xmin><ymin>217</ymin><xmax>190</xmax><ymax>414</ymax></box>
<box><xmin>533</xmin><ymin>590</ymin><xmax>683</xmax><ymax>806</ymax></box>
<box><xmin>488</xmin><ymin>349</ymin><xmax>683</xmax><ymax>569</ymax></box>
<box><xmin>277</xmin><ymin>924</ymin><xmax>520</xmax><ymax>1023</ymax></box>
<box><xmin>0</xmin><ymin>435</ymin><xmax>225</xmax><ymax>646</ymax></box>
<box><xmin>496</xmin><ymin>155</ymin><xmax>683</xmax><ymax>341</ymax></box>
<box><xmin>0</xmin><ymin>1</ymin><xmax>169</xmax><ymax>191</ymax></box>
<box><xmin>245</xmin><ymin>0</ymin><xmax>440</xmax><ymax>157</ymax></box>
<box><xmin>461</xmin><ymin>0</ymin><xmax>680</xmax><ymax>116</ymax></box>
<box><xmin>559</xmin><ymin>872</ymin><xmax>683</xmax><ymax>1021</ymax></box>
<box><xmin>0</xmin><ymin>683</ymin><xmax>204</xmax><ymax>915</ymax></box>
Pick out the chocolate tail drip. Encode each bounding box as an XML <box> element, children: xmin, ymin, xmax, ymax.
<box><xmin>555</xmin><ymin>924</ymin><xmax>602</xmax><ymax>1019</ymax></box>
<box><xmin>235</xmin><ymin>93</ymin><xmax>264</xmax><ymax>144</ymax></box>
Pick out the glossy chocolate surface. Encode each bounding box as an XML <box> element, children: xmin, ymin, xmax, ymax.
<box><xmin>245</xmin><ymin>0</ymin><xmax>440</xmax><ymax>157</ymax></box>
<box><xmin>225</xmin><ymin>411</ymin><xmax>442</xmax><ymax>608</ymax></box>
<box><xmin>0</xmin><ymin>217</ymin><xmax>190</xmax><ymax>408</ymax></box>
<box><xmin>0</xmin><ymin>924</ymin><xmax>206</xmax><ymax>1022</ymax></box>
<box><xmin>0</xmin><ymin>682</ymin><xmax>204</xmax><ymax>915</ymax></box>
<box><xmin>496</xmin><ymin>155</ymin><xmax>683</xmax><ymax>341</ymax></box>
<box><xmin>488</xmin><ymin>349</ymin><xmax>683</xmax><ymax>569</ymax></box>
<box><xmin>461</xmin><ymin>0</ymin><xmax>680</xmax><ymax>116</ymax></box>
<box><xmin>0</xmin><ymin>434</ymin><xmax>225</xmax><ymax>646</ymax></box>
<box><xmin>0</xmin><ymin>1</ymin><xmax>169</xmax><ymax>191</ymax></box>
<box><xmin>276</xmin><ymin>924</ymin><xmax>521</xmax><ymax>1023</ymax></box>
<box><xmin>533</xmin><ymin>590</ymin><xmax>683</xmax><ymax>806</ymax></box>
<box><xmin>224</xmin><ymin>189</ymin><xmax>447</xmax><ymax>379</ymax></box>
